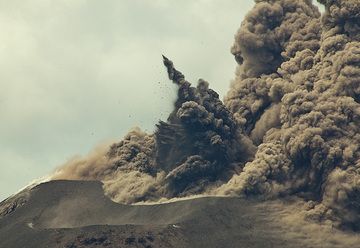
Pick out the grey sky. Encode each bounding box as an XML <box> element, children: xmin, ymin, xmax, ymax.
<box><xmin>0</xmin><ymin>0</ymin><xmax>323</xmax><ymax>200</ymax></box>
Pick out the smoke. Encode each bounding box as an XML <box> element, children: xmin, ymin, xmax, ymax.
<box><xmin>51</xmin><ymin>0</ymin><xmax>360</xmax><ymax>230</ymax></box>
<box><xmin>53</xmin><ymin>57</ymin><xmax>256</xmax><ymax>202</ymax></box>
<box><xmin>218</xmin><ymin>0</ymin><xmax>360</xmax><ymax>230</ymax></box>
<box><xmin>52</xmin><ymin>129</ymin><xmax>165</xmax><ymax>204</ymax></box>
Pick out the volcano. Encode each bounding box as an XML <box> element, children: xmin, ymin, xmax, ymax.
<box><xmin>2</xmin><ymin>0</ymin><xmax>360</xmax><ymax>247</ymax></box>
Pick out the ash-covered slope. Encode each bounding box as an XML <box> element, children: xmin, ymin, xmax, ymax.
<box><xmin>1</xmin><ymin>180</ymin><xmax>360</xmax><ymax>248</ymax></box>
<box><xmin>0</xmin><ymin>181</ymin><xmax>187</xmax><ymax>248</ymax></box>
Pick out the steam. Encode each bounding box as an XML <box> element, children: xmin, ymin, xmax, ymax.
<box><xmin>52</xmin><ymin>0</ymin><xmax>360</xmax><ymax>230</ymax></box>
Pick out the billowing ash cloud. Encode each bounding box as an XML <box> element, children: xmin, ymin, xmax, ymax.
<box><xmin>226</xmin><ymin>0</ymin><xmax>321</xmax><ymax>135</ymax></box>
<box><xmin>53</xmin><ymin>56</ymin><xmax>256</xmax><ymax>202</ymax></box>
<box><xmin>52</xmin><ymin>0</ymin><xmax>360</xmax><ymax>230</ymax></box>
<box><xmin>219</xmin><ymin>0</ymin><xmax>360</xmax><ymax>230</ymax></box>
<box><xmin>157</xmin><ymin>56</ymin><xmax>255</xmax><ymax>196</ymax></box>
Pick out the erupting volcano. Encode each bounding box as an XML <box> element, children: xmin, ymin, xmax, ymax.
<box><xmin>2</xmin><ymin>0</ymin><xmax>360</xmax><ymax>247</ymax></box>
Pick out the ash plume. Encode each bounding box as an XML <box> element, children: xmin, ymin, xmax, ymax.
<box><xmin>52</xmin><ymin>0</ymin><xmax>360</xmax><ymax>230</ymax></box>
<box><xmin>157</xmin><ymin>56</ymin><xmax>255</xmax><ymax>196</ymax></box>
<box><xmin>219</xmin><ymin>0</ymin><xmax>360</xmax><ymax>230</ymax></box>
<box><xmin>54</xmin><ymin>57</ymin><xmax>255</xmax><ymax>202</ymax></box>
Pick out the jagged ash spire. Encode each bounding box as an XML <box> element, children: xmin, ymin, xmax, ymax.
<box><xmin>162</xmin><ymin>55</ymin><xmax>185</xmax><ymax>85</ymax></box>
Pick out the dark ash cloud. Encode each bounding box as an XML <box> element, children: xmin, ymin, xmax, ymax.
<box><xmin>52</xmin><ymin>0</ymin><xmax>360</xmax><ymax>231</ymax></box>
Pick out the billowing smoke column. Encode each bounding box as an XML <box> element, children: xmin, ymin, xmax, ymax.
<box><xmin>220</xmin><ymin>0</ymin><xmax>360</xmax><ymax>229</ymax></box>
<box><xmin>53</xmin><ymin>56</ymin><xmax>255</xmax><ymax>202</ymax></box>
<box><xmin>53</xmin><ymin>0</ymin><xmax>360</xmax><ymax>230</ymax></box>
<box><xmin>156</xmin><ymin>56</ymin><xmax>254</xmax><ymax>195</ymax></box>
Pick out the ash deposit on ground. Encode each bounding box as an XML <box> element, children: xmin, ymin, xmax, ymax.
<box><xmin>2</xmin><ymin>0</ymin><xmax>360</xmax><ymax>247</ymax></box>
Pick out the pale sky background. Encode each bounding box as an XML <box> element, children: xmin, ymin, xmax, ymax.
<box><xmin>0</xmin><ymin>0</ymin><xmax>324</xmax><ymax>200</ymax></box>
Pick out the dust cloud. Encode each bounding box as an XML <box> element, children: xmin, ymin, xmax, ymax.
<box><xmin>52</xmin><ymin>0</ymin><xmax>360</xmax><ymax>230</ymax></box>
